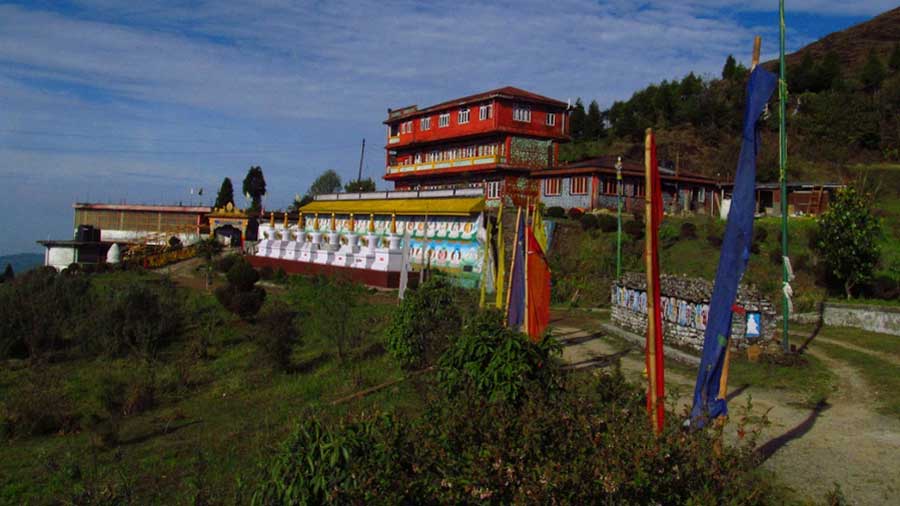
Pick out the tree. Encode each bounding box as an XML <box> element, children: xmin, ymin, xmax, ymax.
<box><xmin>195</xmin><ymin>237</ymin><xmax>223</xmax><ymax>290</ymax></box>
<box><xmin>242</xmin><ymin>166</ymin><xmax>267</xmax><ymax>212</ymax></box>
<box><xmin>818</xmin><ymin>50</ymin><xmax>843</xmax><ymax>91</ymax></box>
<box><xmin>585</xmin><ymin>100</ymin><xmax>603</xmax><ymax>140</ymax></box>
<box><xmin>889</xmin><ymin>43</ymin><xmax>900</xmax><ymax>73</ymax></box>
<box><xmin>310</xmin><ymin>276</ymin><xmax>364</xmax><ymax>362</ymax></box>
<box><xmin>215</xmin><ymin>177</ymin><xmax>235</xmax><ymax>209</ymax></box>
<box><xmin>307</xmin><ymin>169</ymin><xmax>343</xmax><ymax>198</ymax></box>
<box><xmin>569</xmin><ymin>98</ymin><xmax>586</xmax><ymax>141</ymax></box>
<box><xmin>815</xmin><ymin>186</ymin><xmax>882</xmax><ymax>299</ymax></box>
<box><xmin>1</xmin><ymin>264</ymin><xmax>13</xmax><ymax>283</ymax></box>
<box><xmin>215</xmin><ymin>257</ymin><xmax>266</xmax><ymax>320</ymax></box>
<box><xmin>860</xmin><ymin>49</ymin><xmax>886</xmax><ymax>92</ymax></box>
<box><xmin>722</xmin><ymin>54</ymin><xmax>737</xmax><ymax>80</ymax></box>
<box><xmin>344</xmin><ymin>178</ymin><xmax>376</xmax><ymax>193</ymax></box>
<box><xmin>790</xmin><ymin>52</ymin><xmax>816</xmax><ymax>93</ymax></box>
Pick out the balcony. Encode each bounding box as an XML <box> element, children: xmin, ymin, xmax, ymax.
<box><xmin>388</xmin><ymin>135</ymin><xmax>400</xmax><ymax>145</ymax></box>
<box><xmin>386</xmin><ymin>154</ymin><xmax>504</xmax><ymax>175</ymax></box>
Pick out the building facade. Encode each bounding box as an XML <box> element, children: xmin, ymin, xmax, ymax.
<box><xmin>74</xmin><ymin>203</ymin><xmax>210</xmax><ymax>245</ymax></box>
<box><xmin>383</xmin><ymin>86</ymin><xmax>570</xmax><ymax>205</ymax></box>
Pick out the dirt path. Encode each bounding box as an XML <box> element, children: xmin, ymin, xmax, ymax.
<box><xmin>813</xmin><ymin>336</ymin><xmax>900</xmax><ymax>366</ymax></box>
<box><xmin>551</xmin><ymin>321</ymin><xmax>900</xmax><ymax>506</ymax></box>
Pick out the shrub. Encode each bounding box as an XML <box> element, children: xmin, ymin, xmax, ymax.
<box><xmin>753</xmin><ymin>226</ymin><xmax>768</xmax><ymax>243</ymax></box>
<box><xmin>659</xmin><ymin>223</ymin><xmax>679</xmax><ymax>248</ymax></box>
<box><xmin>216</xmin><ymin>257</ymin><xmax>266</xmax><ymax>320</ymax></box>
<box><xmin>386</xmin><ymin>276</ymin><xmax>468</xmax><ymax>369</ymax></box>
<box><xmin>863</xmin><ymin>274</ymin><xmax>900</xmax><ymax>300</ymax></box>
<box><xmin>1</xmin><ymin>369</ymin><xmax>76</xmax><ymax>439</ymax></box>
<box><xmin>623</xmin><ymin>219</ymin><xmax>644</xmax><ymax>240</ymax></box>
<box><xmin>545</xmin><ymin>206</ymin><xmax>565</xmax><ymax>219</ymax></box>
<box><xmin>579</xmin><ymin>213</ymin><xmax>599</xmax><ymax>231</ymax></box>
<box><xmin>567</xmin><ymin>207</ymin><xmax>584</xmax><ymax>220</ymax></box>
<box><xmin>215</xmin><ymin>254</ymin><xmax>240</xmax><ymax>274</ymax></box>
<box><xmin>308</xmin><ymin>276</ymin><xmax>365</xmax><ymax>361</ymax></box>
<box><xmin>707</xmin><ymin>234</ymin><xmax>723</xmax><ymax>247</ymax></box>
<box><xmin>256</xmin><ymin>300</ymin><xmax>300</xmax><ymax>370</ymax></box>
<box><xmin>680</xmin><ymin>222</ymin><xmax>698</xmax><ymax>239</ymax></box>
<box><xmin>253</xmin><ymin>374</ymin><xmax>779</xmax><ymax>505</ymax></box>
<box><xmin>168</xmin><ymin>236</ymin><xmax>183</xmax><ymax>250</ymax></box>
<box><xmin>597</xmin><ymin>213</ymin><xmax>618</xmax><ymax>233</ymax></box>
<box><xmin>437</xmin><ymin>309</ymin><xmax>562</xmax><ymax>403</ymax></box>
<box><xmin>258</xmin><ymin>265</ymin><xmax>275</xmax><ymax>281</ymax></box>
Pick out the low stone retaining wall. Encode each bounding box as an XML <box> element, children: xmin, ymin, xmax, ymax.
<box><xmin>793</xmin><ymin>302</ymin><xmax>899</xmax><ymax>336</ymax></box>
<box><xmin>611</xmin><ymin>272</ymin><xmax>777</xmax><ymax>352</ymax></box>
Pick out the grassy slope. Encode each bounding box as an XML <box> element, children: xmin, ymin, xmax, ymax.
<box><xmin>0</xmin><ymin>274</ymin><xmax>420</xmax><ymax>505</ymax></box>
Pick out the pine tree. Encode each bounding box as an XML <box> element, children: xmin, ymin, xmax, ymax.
<box><xmin>215</xmin><ymin>177</ymin><xmax>235</xmax><ymax>208</ymax></box>
<box><xmin>586</xmin><ymin>100</ymin><xmax>603</xmax><ymax>140</ymax></box>
<box><xmin>2</xmin><ymin>264</ymin><xmax>13</xmax><ymax>282</ymax></box>
<box><xmin>722</xmin><ymin>54</ymin><xmax>737</xmax><ymax>80</ymax></box>
<box><xmin>242</xmin><ymin>166</ymin><xmax>267</xmax><ymax>212</ymax></box>
<box><xmin>817</xmin><ymin>50</ymin><xmax>843</xmax><ymax>91</ymax></box>
<box><xmin>570</xmin><ymin>98</ymin><xmax>586</xmax><ymax>141</ymax></box>
<box><xmin>889</xmin><ymin>43</ymin><xmax>900</xmax><ymax>72</ymax></box>
<box><xmin>790</xmin><ymin>52</ymin><xmax>816</xmax><ymax>93</ymax></box>
<box><xmin>860</xmin><ymin>49</ymin><xmax>886</xmax><ymax>92</ymax></box>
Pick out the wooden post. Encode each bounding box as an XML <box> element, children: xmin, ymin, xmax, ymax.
<box><xmin>523</xmin><ymin>199</ymin><xmax>531</xmax><ymax>333</ymax></box>
<box><xmin>644</xmin><ymin>128</ymin><xmax>660</xmax><ymax>432</ymax></box>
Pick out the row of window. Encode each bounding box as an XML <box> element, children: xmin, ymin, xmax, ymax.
<box><xmin>544</xmin><ymin>177</ymin><xmax>589</xmax><ymax>196</ymax></box>
<box><xmin>394</xmin><ymin>143</ymin><xmax>504</xmax><ymax>165</ymax></box>
<box><xmin>393</xmin><ymin>103</ymin><xmax>557</xmax><ymax>136</ymax></box>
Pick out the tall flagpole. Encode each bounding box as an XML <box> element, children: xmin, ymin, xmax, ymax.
<box><xmin>616</xmin><ymin>156</ymin><xmax>623</xmax><ymax>280</ymax></box>
<box><xmin>779</xmin><ymin>0</ymin><xmax>790</xmax><ymax>353</ymax></box>
<box><xmin>644</xmin><ymin>129</ymin><xmax>660</xmax><ymax>433</ymax></box>
<box><xmin>524</xmin><ymin>199</ymin><xmax>531</xmax><ymax>333</ymax></box>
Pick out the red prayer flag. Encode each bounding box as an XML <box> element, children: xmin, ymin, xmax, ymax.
<box><xmin>525</xmin><ymin>226</ymin><xmax>551</xmax><ymax>341</ymax></box>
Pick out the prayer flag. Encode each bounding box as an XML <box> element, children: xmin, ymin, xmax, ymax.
<box><xmin>506</xmin><ymin>208</ymin><xmax>526</xmax><ymax>328</ymax></box>
<box><xmin>532</xmin><ymin>207</ymin><xmax>548</xmax><ymax>253</ymax></box>
<box><xmin>525</xmin><ymin>226</ymin><xmax>551</xmax><ymax>340</ymax></box>
<box><xmin>690</xmin><ymin>67</ymin><xmax>777</xmax><ymax>426</ymax></box>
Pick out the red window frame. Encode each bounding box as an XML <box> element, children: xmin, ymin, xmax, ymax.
<box><xmin>571</xmin><ymin>176</ymin><xmax>589</xmax><ymax>195</ymax></box>
<box><xmin>544</xmin><ymin>178</ymin><xmax>561</xmax><ymax>196</ymax></box>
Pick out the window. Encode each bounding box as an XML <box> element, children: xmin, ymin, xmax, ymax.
<box><xmin>513</xmin><ymin>104</ymin><xmax>531</xmax><ymax>122</ymax></box>
<box><xmin>458</xmin><ymin>107</ymin><xmax>470</xmax><ymax>124</ymax></box>
<box><xmin>544</xmin><ymin>178</ymin><xmax>561</xmax><ymax>196</ymax></box>
<box><xmin>420</xmin><ymin>117</ymin><xmax>431</xmax><ymax>130</ymax></box>
<box><xmin>546</xmin><ymin>112</ymin><xmax>556</xmax><ymax>126</ymax></box>
<box><xmin>479</xmin><ymin>104</ymin><xmax>492</xmax><ymax>120</ymax></box>
<box><xmin>571</xmin><ymin>176</ymin><xmax>589</xmax><ymax>195</ymax></box>
<box><xmin>486</xmin><ymin>180</ymin><xmax>501</xmax><ymax>199</ymax></box>
<box><xmin>439</xmin><ymin>113</ymin><xmax>450</xmax><ymax>127</ymax></box>
<box><xmin>414</xmin><ymin>153</ymin><xmax>422</xmax><ymax>164</ymax></box>
<box><xmin>400</xmin><ymin>121</ymin><xmax>413</xmax><ymax>134</ymax></box>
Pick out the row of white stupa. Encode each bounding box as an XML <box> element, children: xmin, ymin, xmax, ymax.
<box><xmin>254</xmin><ymin>219</ymin><xmax>407</xmax><ymax>272</ymax></box>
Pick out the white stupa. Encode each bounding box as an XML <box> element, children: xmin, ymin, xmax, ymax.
<box><xmin>106</xmin><ymin>243</ymin><xmax>121</xmax><ymax>264</ymax></box>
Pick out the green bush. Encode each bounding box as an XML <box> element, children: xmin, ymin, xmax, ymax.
<box><xmin>579</xmin><ymin>213</ymin><xmax>600</xmax><ymax>231</ymax></box>
<box><xmin>545</xmin><ymin>206</ymin><xmax>566</xmax><ymax>219</ymax></box>
<box><xmin>386</xmin><ymin>276</ymin><xmax>469</xmax><ymax>369</ymax></box>
<box><xmin>253</xmin><ymin>373</ymin><xmax>780</xmax><ymax>505</ymax></box>
<box><xmin>437</xmin><ymin>310</ymin><xmax>562</xmax><ymax>403</ymax></box>
<box><xmin>596</xmin><ymin>213</ymin><xmax>618</xmax><ymax>233</ymax></box>
<box><xmin>680</xmin><ymin>221</ymin><xmax>698</xmax><ymax>239</ymax></box>
<box><xmin>216</xmin><ymin>257</ymin><xmax>267</xmax><ymax>320</ymax></box>
<box><xmin>754</xmin><ymin>226</ymin><xmax>768</xmax><ymax>243</ymax></box>
<box><xmin>215</xmin><ymin>253</ymin><xmax>241</xmax><ymax>273</ymax></box>
<box><xmin>256</xmin><ymin>300</ymin><xmax>300</xmax><ymax>370</ymax></box>
<box><xmin>567</xmin><ymin>207</ymin><xmax>584</xmax><ymax>220</ymax></box>
<box><xmin>258</xmin><ymin>265</ymin><xmax>275</xmax><ymax>281</ymax></box>
<box><xmin>623</xmin><ymin>219</ymin><xmax>644</xmax><ymax>240</ymax></box>
<box><xmin>659</xmin><ymin>223</ymin><xmax>679</xmax><ymax>248</ymax></box>
<box><xmin>0</xmin><ymin>368</ymin><xmax>77</xmax><ymax>440</ymax></box>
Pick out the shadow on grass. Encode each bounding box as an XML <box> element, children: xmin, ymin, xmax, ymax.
<box><xmin>562</xmin><ymin>349</ymin><xmax>632</xmax><ymax>371</ymax></box>
<box><xmin>119</xmin><ymin>419</ymin><xmax>203</xmax><ymax>446</ymax></box>
<box><xmin>291</xmin><ymin>352</ymin><xmax>332</xmax><ymax>374</ymax></box>
<box><xmin>755</xmin><ymin>399</ymin><xmax>830</xmax><ymax>463</ymax></box>
<box><xmin>726</xmin><ymin>383</ymin><xmax>751</xmax><ymax>402</ymax></box>
<box><xmin>796</xmin><ymin>303</ymin><xmax>825</xmax><ymax>355</ymax></box>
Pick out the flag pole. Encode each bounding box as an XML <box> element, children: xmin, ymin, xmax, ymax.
<box><xmin>616</xmin><ymin>156</ymin><xmax>623</xmax><ymax>280</ymax></box>
<box><xmin>504</xmin><ymin>206</ymin><xmax>522</xmax><ymax>327</ymax></box>
<box><xmin>779</xmin><ymin>0</ymin><xmax>791</xmax><ymax>354</ymax></box>
<box><xmin>495</xmin><ymin>200</ymin><xmax>506</xmax><ymax>310</ymax></box>
<box><xmin>524</xmin><ymin>199</ymin><xmax>531</xmax><ymax>333</ymax></box>
<box><xmin>479</xmin><ymin>211</ymin><xmax>490</xmax><ymax>308</ymax></box>
<box><xmin>644</xmin><ymin>128</ymin><xmax>660</xmax><ymax>433</ymax></box>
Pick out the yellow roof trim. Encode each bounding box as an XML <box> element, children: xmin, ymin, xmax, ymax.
<box><xmin>300</xmin><ymin>197</ymin><xmax>485</xmax><ymax>216</ymax></box>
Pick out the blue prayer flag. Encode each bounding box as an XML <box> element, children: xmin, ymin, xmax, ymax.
<box><xmin>507</xmin><ymin>211</ymin><xmax>526</xmax><ymax>328</ymax></box>
<box><xmin>690</xmin><ymin>67</ymin><xmax>777</xmax><ymax>426</ymax></box>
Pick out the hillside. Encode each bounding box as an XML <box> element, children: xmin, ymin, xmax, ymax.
<box><xmin>0</xmin><ymin>253</ymin><xmax>43</xmax><ymax>275</ymax></box>
<box><xmin>764</xmin><ymin>6</ymin><xmax>900</xmax><ymax>74</ymax></box>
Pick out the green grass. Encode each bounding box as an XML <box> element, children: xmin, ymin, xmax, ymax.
<box><xmin>726</xmin><ymin>353</ymin><xmax>836</xmax><ymax>408</ymax></box>
<box><xmin>814</xmin><ymin>341</ymin><xmax>900</xmax><ymax>419</ymax></box>
<box><xmin>800</xmin><ymin>324</ymin><xmax>900</xmax><ymax>360</ymax></box>
<box><xmin>0</xmin><ymin>273</ymin><xmax>421</xmax><ymax>505</ymax></box>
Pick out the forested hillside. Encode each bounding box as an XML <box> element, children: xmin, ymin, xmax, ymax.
<box><xmin>562</xmin><ymin>7</ymin><xmax>900</xmax><ymax>183</ymax></box>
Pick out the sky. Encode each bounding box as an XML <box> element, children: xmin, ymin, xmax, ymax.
<box><xmin>1</xmin><ymin>0</ymin><xmax>894</xmax><ymax>255</ymax></box>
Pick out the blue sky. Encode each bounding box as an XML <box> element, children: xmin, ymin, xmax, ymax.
<box><xmin>1</xmin><ymin>0</ymin><xmax>893</xmax><ymax>254</ymax></box>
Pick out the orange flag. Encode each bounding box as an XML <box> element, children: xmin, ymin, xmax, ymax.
<box><xmin>525</xmin><ymin>226</ymin><xmax>551</xmax><ymax>341</ymax></box>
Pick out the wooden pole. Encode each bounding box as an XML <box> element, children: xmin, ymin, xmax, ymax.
<box><xmin>504</xmin><ymin>206</ymin><xmax>522</xmax><ymax>327</ymax></box>
<box><xmin>644</xmin><ymin>128</ymin><xmax>659</xmax><ymax>431</ymax></box>
<box><xmin>524</xmin><ymin>199</ymin><xmax>531</xmax><ymax>334</ymax></box>
<box><xmin>719</xmin><ymin>36</ymin><xmax>762</xmax><ymax>404</ymax></box>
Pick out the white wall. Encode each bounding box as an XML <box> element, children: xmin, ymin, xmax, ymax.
<box><xmin>46</xmin><ymin>246</ymin><xmax>77</xmax><ymax>271</ymax></box>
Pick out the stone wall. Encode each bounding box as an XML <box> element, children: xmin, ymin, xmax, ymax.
<box><xmin>822</xmin><ymin>303</ymin><xmax>900</xmax><ymax>336</ymax></box>
<box><xmin>611</xmin><ymin>272</ymin><xmax>777</xmax><ymax>351</ymax></box>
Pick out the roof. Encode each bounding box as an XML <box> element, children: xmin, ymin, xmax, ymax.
<box><xmin>386</xmin><ymin>86</ymin><xmax>568</xmax><ymax>123</ymax></box>
<box><xmin>541</xmin><ymin>156</ymin><xmax>719</xmax><ymax>185</ymax></box>
<box><xmin>300</xmin><ymin>197</ymin><xmax>485</xmax><ymax>216</ymax></box>
<box><xmin>74</xmin><ymin>203</ymin><xmax>211</xmax><ymax>213</ymax></box>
